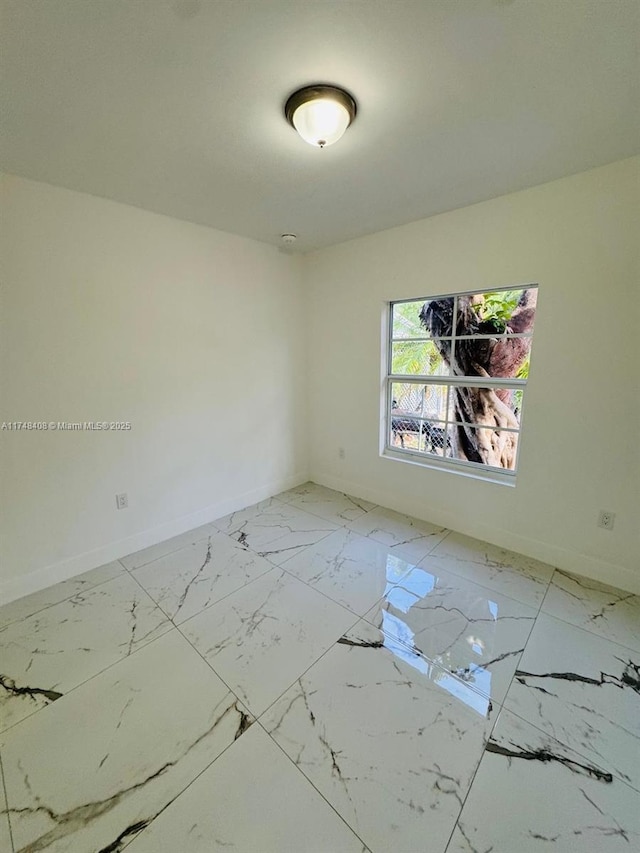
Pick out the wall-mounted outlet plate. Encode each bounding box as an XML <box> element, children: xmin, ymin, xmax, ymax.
<box><xmin>116</xmin><ymin>492</ymin><xmax>128</xmax><ymax>510</ymax></box>
<box><xmin>597</xmin><ymin>510</ymin><xmax>615</xmax><ymax>530</ymax></box>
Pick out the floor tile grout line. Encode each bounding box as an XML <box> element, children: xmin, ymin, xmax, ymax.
<box><xmin>264</xmin><ymin>515</ymin><xmax>461</xmax><ymax>630</ymax></box>
<box><xmin>173</xmin><ymin>578</ymin><xmax>364</xmax><ymax>725</ymax></box>
<box><xmin>168</xmin><ymin>547</ymin><xmax>354</xmax><ymax>631</ymax></box>
<box><xmin>485</xmin><ymin>553</ymin><xmax>551</xmax><ymax>722</ymax></box>
<box><xmin>125</xmin><ymin>501</ymin><xmax>319</xmax><ymax>572</ymax></box>
<box><xmin>275</xmin><ymin>524</ymin><xmax>389</xmax><ymax>570</ymax></box>
<box><xmin>276</xmin><ymin>489</ymin><xmax>452</xmax><ymax>549</ymax></box>
<box><xmin>0</xmin><ymin>565</ymin><xmax>130</xmax><ymax>630</ymax></box>
<box><xmin>171</xmin><ymin>601</ymin><xmax>384</xmax><ymax>847</ymax></box>
<box><xmin>149</xmin><ymin>518</ymin><xmax>638</xmax><ymax>652</ymax></box>
<box><xmin>125</xmin><ymin>714</ymin><xmax>371</xmax><ymax>853</ymax></box>
<box><xmin>538</xmin><ymin>567</ymin><xmax>556</xmax><ymax>617</ymax></box>
<box><xmin>172</xmin><ymin>622</ymin><xmax>256</xmax><ymax>720</ymax></box>
<box><xmin>173</xmin><ymin>561</ymin><xmax>357</xmax><ymax>641</ymax></box>
<box><xmin>278</xmin><ymin>481</ymin><xmax>379</xmax><ymax>512</ymax></box>
<box><xmin>531</xmin><ymin>604</ymin><xmax>640</xmax><ymax>656</ymax></box>
<box><xmin>419</xmin><ymin>557</ymin><xmax>640</xmax><ymax>653</ymax></box>
<box><xmin>417</xmin><ymin>551</ymin><xmax>554</xmax><ymax>611</ymax></box>
<box><xmin>126</xmin><ymin>540</ymin><xmax>278</xmax><ymax>630</ymax></box>
<box><xmin>118</xmin><ymin>525</ymin><xmax>217</xmax><ymax>573</ymax></box>
<box><xmin>278</xmin><ymin>501</ymin><xmax>379</xmax><ymax>530</ymax></box>
<box><xmin>132</xmin><ymin>566</ymin><xmax>344</xmax><ymax>852</ymax></box>
<box><xmin>116</xmin><ymin>707</ymin><xmax>269</xmax><ymax>852</ymax></box>
<box><xmin>258</xmin><ymin>609</ymin><xmax>365</xmax><ymax>723</ymax></box>
<box><xmin>539</xmin><ymin>568</ymin><xmax>640</xmax><ymax>653</ymax></box>
<box><xmin>422</xmin><ymin>525</ymin><xmax>454</xmax><ymax>555</ymax></box>
<box><xmin>128</xmin><ymin>526</ymin><xmax>363</xmax><ymax>639</ymax></box>
<box><xmin>399</xmin><ymin>554</ymin><xmax>544</xmax><ymax>615</ymax></box>
<box><xmin>553</xmin><ymin>565</ymin><xmax>640</xmax><ymax>599</ymax></box>
<box><xmin>215</xmin><ymin>514</ymin><xmax>341</xmax><ymax>565</ymax></box>
<box><xmin>0</xmin><ymin>753</ymin><xmax>15</xmax><ymax>853</ymax></box>
<box><xmin>274</xmin><ymin>550</ymin><xmax>520</xmax><ymax>711</ymax></box>
<box><xmin>258</xmin><ymin>526</ymin><xmax>342</xmax><ymax>566</ymax></box>
<box><xmin>358</xmin><ymin>615</ymin><xmax>510</xmax><ymax>710</ymax></box>
<box><xmin>5</xmin><ymin>565</ymin><xmax>336</xmax><ymax>850</ymax></box>
<box><xmin>150</xmin><ymin>519</ymin><xmax>489</xmax><ymax>700</ymax></box>
<box><xmin>256</xmin><ymin>611</ymin><xmax>501</xmax><ymax>853</ymax></box>
<box><xmin>173</xmin><ymin>606</ymin><xmax>379</xmax><ymax>848</ymax></box>
<box><xmin>441</xmin><ymin>549</ymin><xmax>555</xmax><ymax>850</ymax></box>
<box><xmin>495</xmin><ymin>700</ymin><xmax>640</xmax><ymax>796</ymax></box>
<box><xmin>440</xmin><ymin>708</ymin><xmax>500</xmax><ymax>853</ymax></box>
<box><xmin>128</xmin><ymin>514</ymin><xmax>441</xmax><ymax>637</ymax></box>
<box><xmin>348</xmin><ymin>527</ymin><xmax>451</xmax><ymax>561</ymax></box>
<box><xmin>495</xmin><ymin>564</ymin><xmax>640</xmax><ymax>796</ymax></box>
<box><xmin>276</xmin><ymin>564</ymin><xmax>373</xmax><ymax>620</ymax></box>
<box><xmin>252</xmin><ymin>717</ymin><xmax>372</xmax><ymax>852</ymax></box>
<box><xmin>209</xmin><ymin>494</ymin><xmax>292</xmax><ymax>539</ymax></box>
<box><xmin>0</xmin><ymin>617</ymin><xmax>177</xmax><ymax>740</ymax></box>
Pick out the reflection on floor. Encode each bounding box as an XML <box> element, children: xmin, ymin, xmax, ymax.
<box><xmin>1</xmin><ymin>482</ymin><xmax>638</xmax><ymax>852</ymax></box>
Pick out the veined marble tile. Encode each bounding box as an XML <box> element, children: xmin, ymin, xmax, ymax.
<box><xmin>132</xmin><ymin>531</ymin><xmax>273</xmax><ymax>624</ymax></box>
<box><xmin>281</xmin><ymin>528</ymin><xmax>418</xmax><ymax>616</ymax></box>
<box><xmin>211</xmin><ymin>496</ymin><xmax>285</xmax><ymax>535</ymax></box>
<box><xmin>364</xmin><ymin>564</ymin><xmax>536</xmax><ymax>704</ymax></box>
<box><xmin>0</xmin><ymin>560</ymin><xmax>124</xmax><ymax>629</ymax></box>
<box><xmin>277</xmin><ymin>482</ymin><xmax>377</xmax><ymax>525</ymax></box>
<box><xmin>0</xmin><ymin>573</ymin><xmax>171</xmax><ymax>732</ymax></box>
<box><xmin>1</xmin><ymin>631</ymin><xmax>253</xmax><ymax>853</ymax></box>
<box><xmin>543</xmin><ymin>569</ymin><xmax>640</xmax><ymax>652</ymax></box>
<box><xmin>125</xmin><ymin>723</ymin><xmax>367</xmax><ymax>853</ymax></box>
<box><xmin>181</xmin><ymin>569</ymin><xmax>356</xmax><ymax>716</ymax></box>
<box><xmin>261</xmin><ymin>619</ymin><xmax>493</xmax><ymax>853</ymax></box>
<box><xmin>504</xmin><ymin>612</ymin><xmax>640</xmax><ymax>792</ymax></box>
<box><xmin>447</xmin><ymin>708</ymin><xmax>640</xmax><ymax>852</ymax></box>
<box><xmin>423</xmin><ymin>532</ymin><xmax>554</xmax><ymax>608</ymax></box>
<box><xmin>346</xmin><ymin>507</ymin><xmax>448</xmax><ymax>563</ymax></box>
<box><xmin>212</xmin><ymin>501</ymin><xmax>339</xmax><ymax>565</ymax></box>
<box><xmin>119</xmin><ymin>522</ymin><xmax>217</xmax><ymax>571</ymax></box>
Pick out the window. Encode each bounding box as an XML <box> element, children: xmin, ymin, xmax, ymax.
<box><xmin>384</xmin><ymin>285</ymin><xmax>538</xmax><ymax>481</ymax></box>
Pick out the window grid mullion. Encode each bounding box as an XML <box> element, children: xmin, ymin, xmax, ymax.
<box><xmin>391</xmin><ymin>332</ymin><xmax>533</xmax><ymax>343</ymax></box>
<box><xmin>388</xmin><ymin>375</ymin><xmax>526</xmax><ymax>389</ymax></box>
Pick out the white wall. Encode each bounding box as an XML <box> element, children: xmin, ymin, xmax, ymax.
<box><xmin>304</xmin><ymin>157</ymin><xmax>640</xmax><ymax>593</ymax></box>
<box><xmin>0</xmin><ymin>174</ymin><xmax>307</xmax><ymax>602</ymax></box>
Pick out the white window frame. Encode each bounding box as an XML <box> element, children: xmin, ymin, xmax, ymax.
<box><xmin>381</xmin><ymin>284</ymin><xmax>538</xmax><ymax>486</ymax></box>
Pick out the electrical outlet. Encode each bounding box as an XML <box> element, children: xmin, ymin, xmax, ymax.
<box><xmin>338</xmin><ymin>447</ymin><xmax>345</xmax><ymax>459</ymax></box>
<box><xmin>597</xmin><ymin>510</ymin><xmax>615</xmax><ymax>530</ymax></box>
<box><xmin>116</xmin><ymin>492</ymin><xmax>128</xmax><ymax>510</ymax></box>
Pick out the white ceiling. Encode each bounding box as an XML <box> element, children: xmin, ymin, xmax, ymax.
<box><xmin>1</xmin><ymin>0</ymin><xmax>638</xmax><ymax>252</ymax></box>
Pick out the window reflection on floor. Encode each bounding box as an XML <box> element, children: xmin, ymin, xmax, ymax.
<box><xmin>379</xmin><ymin>610</ymin><xmax>491</xmax><ymax>717</ymax></box>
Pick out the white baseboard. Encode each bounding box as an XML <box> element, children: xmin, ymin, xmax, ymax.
<box><xmin>0</xmin><ymin>471</ymin><xmax>309</xmax><ymax>607</ymax></box>
<box><xmin>312</xmin><ymin>470</ymin><xmax>640</xmax><ymax>595</ymax></box>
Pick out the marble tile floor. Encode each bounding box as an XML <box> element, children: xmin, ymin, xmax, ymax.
<box><xmin>0</xmin><ymin>481</ymin><xmax>638</xmax><ymax>852</ymax></box>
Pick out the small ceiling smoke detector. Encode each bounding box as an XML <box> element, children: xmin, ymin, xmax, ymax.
<box><xmin>281</xmin><ymin>233</ymin><xmax>297</xmax><ymax>245</ymax></box>
<box><xmin>285</xmin><ymin>85</ymin><xmax>357</xmax><ymax>148</ymax></box>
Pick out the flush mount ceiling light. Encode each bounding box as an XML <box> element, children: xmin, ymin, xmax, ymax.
<box><xmin>284</xmin><ymin>85</ymin><xmax>357</xmax><ymax>148</ymax></box>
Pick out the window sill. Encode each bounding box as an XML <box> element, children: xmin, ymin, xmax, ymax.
<box><xmin>381</xmin><ymin>446</ymin><xmax>517</xmax><ymax>487</ymax></box>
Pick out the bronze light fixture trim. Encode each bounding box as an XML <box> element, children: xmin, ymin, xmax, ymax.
<box><xmin>284</xmin><ymin>84</ymin><xmax>357</xmax><ymax>148</ymax></box>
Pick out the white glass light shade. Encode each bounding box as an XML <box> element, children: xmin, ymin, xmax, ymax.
<box><xmin>292</xmin><ymin>97</ymin><xmax>351</xmax><ymax>148</ymax></box>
